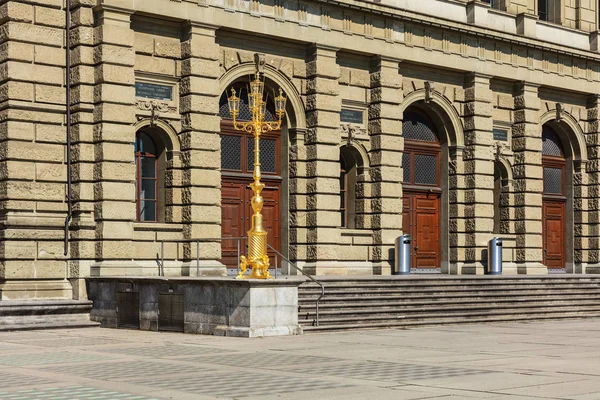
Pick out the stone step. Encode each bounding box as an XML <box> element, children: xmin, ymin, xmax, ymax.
<box><xmin>0</xmin><ymin>300</ymin><xmax>97</xmax><ymax>331</ymax></box>
<box><xmin>301</xmin><ymin>311</ymin><xmax>600</xmax><ymax>332</ymax></box>
<box><xmin>298</xmin><ymin>296</ymin><xmax>600</xmax><ymax>310</ymax></box>
<box><xmin>299</xmin><ymin>282</ymin><xmax>600</xmax><ymax>292</ymax></box>
<box><xmin>298</xmin><ymin>277</ymin><xmax>600</xmax><ymax>332</ymax></box>
<box><xmin>299</xmin><ymin>305</ymin><xmax>600</xmax><ymax>325</ymax></box>
<box><xmin>299</xmin><ymin>289</ymin><xmax>600</xmax><ymax>302</ymax></box>
<box><xmin>299</xmin><ymin>301</ymin><xmax>600</xmax><ymax>320</ymax></box>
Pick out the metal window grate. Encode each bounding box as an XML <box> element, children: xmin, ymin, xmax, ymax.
<box><xmin>543</xmin><ymin>167</ymin><xmax>563</xmax><ymax>194</ymax></box>
<box><xmin>247</xmin><ymin>138</ymin><xmax>277</xmax><ymax>173</ymax></box>
<box><xmin>542</xmin><ymin>127</ymin><xmax>564</xmax><ymax>157</ymax></box>
<box><xmin>402</xmin><ymin>153</ymin><xmax>411</xmax><ymax>183</ymax></box>
<box><xmin>117</xmin><ymin>292</ymin><xmax>139</xmax><ymax>329</ymax></box>
<box><xmin>221</xmin><ymin>135</ymin><xmax>242</xmax><ymax>170</ymax></box>
<box><xmin>403</xmin><ymin>112</ymin><xmax>438</xmax><ymax>142</ymax></box>
<box><xmin>414</xmin><ymin>154</ymin><xmax>437</xmax><ymax>185</ymax></box>
<box><xmin>158</xmin><ymin>293</ymin><xmax>184</xmax><ymax>333</ymax></box>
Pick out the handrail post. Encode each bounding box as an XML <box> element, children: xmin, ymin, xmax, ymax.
<box><xmin>161</xmin><ymin>241</ymin><xmax>164</xmax><ymax>277</ymax></box>
<box><xmin>275</xmin><ymin>254</ymin><xmax>278</xmax><ymax>279</ymax></box>
<box><xmin>196</xmin><ymin>240</ymin><xmax>200</xmax><ymax>277</ymax></box>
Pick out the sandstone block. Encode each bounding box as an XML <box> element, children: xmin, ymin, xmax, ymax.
<box><xmin>135</xmin><ymin>54</ymin><xmax>175</xmax><ymax>76</ymax></box>
<box><xmin>95</xmin><ymin>45</ymin><xmax>135</xmax><ymax>65</ymax></box>
<box><xmin>0</xmin><ymin>42</ymin><xmax>34</xmax><ymax>63</ymax></box>
<box><xmin>94</xmin><ymin>182</ymin><xmax>135</xmax><ymax>201</ymax></box>
<box><xmin>34</xmin><ymin>6</ymin><xmax>64</xmax><ymax>28</ymax></box>
<box><xmin>1</xmin><ymin>22</ymin><xmax>63</xmax><ymax>47</ymax></box>
<box><xmin>0</xmin><ymin>81</ymin><xmax>34</xmax><ymax>102</ymax></box>
<box><xmin>94</xmin><ymin>24</ymin><xmax>134</xmax><ymax>47</ymax></box>
<box><xmin>0</xmin><ymin>2</ymin><xmax>33</xmax><ymax>23</ymax></box>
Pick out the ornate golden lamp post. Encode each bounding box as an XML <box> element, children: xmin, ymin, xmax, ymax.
<box><xmin>227</xmin><ymin>69</ymin><xmax>287</xmax><ymax>279</ymax></box>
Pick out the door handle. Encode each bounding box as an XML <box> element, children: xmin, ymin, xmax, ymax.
<box><xmin>414</xmin><ymin>246</ymin><xmax>419</xmax><ymax>251</ymax></box>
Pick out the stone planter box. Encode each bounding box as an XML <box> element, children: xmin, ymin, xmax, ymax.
<box><xmin>86</xmin><ymin>276</ymin><xmax>305</xmax><ymax>337</ymax></box>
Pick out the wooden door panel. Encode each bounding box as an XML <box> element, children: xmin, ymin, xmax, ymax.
<box><xmin>221</xmin><ymin>181</ymin><xmax>246</xmax><ymax>268</ymax></box>
<box><xmin>414</xmin><ymin>196</ymin><xmax>440</xmax><ymax>268</ymax></box>
<box><xmin>402</xmin><ymin>192</ymin><xmax>440</xmax><ymax>269</ymax></box>
<box><xmin>543</xmin><ymin>201</ymin><xmax>565</xmax><ymax>269</ymax></box>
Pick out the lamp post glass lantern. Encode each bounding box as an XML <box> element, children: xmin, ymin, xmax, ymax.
<box><xmin>227</xmin><ymin>71</ymin><xmax>287</xmax><ymax>279</ymax></box>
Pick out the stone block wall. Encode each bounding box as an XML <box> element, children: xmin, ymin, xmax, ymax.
<box><xmin>0</xmin><ymin>0</ymin><xmax>71</xmax><ymax>299</ymax></box>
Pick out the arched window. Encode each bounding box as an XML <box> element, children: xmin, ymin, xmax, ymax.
<box><xmin>340</xmin><ymin>147</ymin><xmax>359</xmax><ymax>229</ymax></box>
<box><xmin>135</xmin><ymin>132</ymin><xmax>158</xmax><ymax>222</ymax></box>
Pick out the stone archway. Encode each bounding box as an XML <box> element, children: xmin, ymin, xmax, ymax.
<box><xmin>401</xmin><ymin>91</ymin><xmax>464</xmax><ymax>274</ymax></box>
<box><xmin>539</xmin><ymin>112</ymin><xmax>587</xmax><ymax>273</ymax></box>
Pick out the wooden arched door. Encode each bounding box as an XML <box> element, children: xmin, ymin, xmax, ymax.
<box><xmin>218</xmin><ymin>89</ymin><xmax>282</xmax><ymax>269</ymax></box>
<box><xmin>542</xmin><ymin>126</ymin><xmax>566</xmax><ymax>269</ymax></box>
<box><xmin>401</xmin><ymin>109</ymin><xmax>441</xmax><ymax>270</ymax></box>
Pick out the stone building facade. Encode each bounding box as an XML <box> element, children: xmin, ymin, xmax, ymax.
<box><xmin>2</xmin><ymin>0</ymin><xmax>600</xmax><ymax>300</ymax></box>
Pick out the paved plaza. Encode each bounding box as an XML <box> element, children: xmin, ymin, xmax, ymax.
<box><xmin>1</xmin><ymin>321</ymin><xmax>600</xmax><ymax>399</ymax></box>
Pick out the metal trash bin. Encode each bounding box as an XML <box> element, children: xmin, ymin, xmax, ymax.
<box><xmin>394</xmin><ymin>234</ymin><xmax>411</xmax><ymax>275</ymax></box>
<box><xmin>487</xmin><ymin>237</ymin><xmax>502</xmax><ymax>275</ymax></box>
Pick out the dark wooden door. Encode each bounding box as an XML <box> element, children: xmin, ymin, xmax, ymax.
<box><xmin>402</xmin><ymin>192</ymin><xmax>441</xmax><ymax>269</ymax></box>
<box><xmin>543</xmin><ymin>200</ymin><xmax>565</xmax><ymax>269</ymax></box>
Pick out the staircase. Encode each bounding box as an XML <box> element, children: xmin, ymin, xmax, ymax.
<box><xmin>298</xmin><ymin>276</ymin><xmax>600</xmax><ymax>332</ymax></box>
<box><xmin>0</xmin><ymin>300</ymin><xmax>99</xmax><ymax>331</ymax></box>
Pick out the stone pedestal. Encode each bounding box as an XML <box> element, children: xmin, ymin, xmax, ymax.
<box><xmin>87</xmin><ymin>277</ymin><xmax>304</xmax><ymax>337</ymax></box>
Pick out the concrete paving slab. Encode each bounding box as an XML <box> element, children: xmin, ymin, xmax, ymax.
<box><xmin>1</xmin><ymin>320</ymin><xmax>600</xmax><ymax>399</ymax></box>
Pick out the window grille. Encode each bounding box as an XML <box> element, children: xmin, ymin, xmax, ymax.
<box><xmin>221</xmin><ymin>135</ymin><xmax>242</xmax><ymax>171</ymax></box>
<box><xmin>542</xmin><ymin>127</ymin><xmax>564</xmax><ymax>157</ymax></box>
<box><xmin>402</xmin><ymin>153</ymin><xmax>411</xmax><ymax>183</ymax></box>
<box><xmin>414</xmin><ymin>154</ymin><xmax>437</xmax><ymax>185</ymax></box>
<box><xmin>403</xmin><ymin>112</ymin><xmax>438</xmax><ymax>142</ymax></box>
<box><xmin>247</xmin><ymin>138</ymin><xmax>277</xmax><ymax>173</ymax></box>
<box><xmin>543</xmin><ymin>167</ymin><xmax>562</xmax><ymax>194</ymax></box>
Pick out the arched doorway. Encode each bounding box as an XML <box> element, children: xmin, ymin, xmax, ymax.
<box><xmin>542</xmin><ymin>125</ymin><xmax>567</xmax><ymax>270</ymax></box>
<box><xmin>218</xmin><ymin>85</ymin><xmax>282</xmax><ymax>269</ymax></box>
<box><xmin>401</xmin><ymin>108</ymin><xmax>442</xmax><ymax>270</ymax></box>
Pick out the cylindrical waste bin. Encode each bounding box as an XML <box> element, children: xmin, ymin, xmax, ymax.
<box><xmin>487</xmin><ymin>237</ymin><xmax>502</xmax><ymax>275</ymax></box>
<box><xmin>394</xmin><ymin>234</ymin><xmax>411</xmax><ymax>275</ymax></box>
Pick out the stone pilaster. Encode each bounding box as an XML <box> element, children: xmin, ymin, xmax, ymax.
<box><xmin>90</xmin><ymin>7</ymin><xmax>138</xmax><ymax>276</ymax></box>
<box><xmin>512</xmin><ymin>82</ymin><xmax>545</xmax><ymax>274</ymax></box>
<box><xmin>68</xmin><ymin>0</ymin><xmax>96</xmax><ymax>297</ymax></box>
<box><xmin>302</xmin><ymin>44</ymin><xmax>341</xmax><ymax>275</ymax></box>
<box><xmin>459</xmin><ymin>73</ymin><xmax>494</xmax><ymax>274</ymax></box>
<box><xmin>179</xmin><ymin>23</ymin><xmax>225</xmax><ymax>276</ymax></box>
<box><xmin>0</xmin><ymin>0</ymin><xmax>71</xmax><ymax>299</ymax></box>
<box><xmin>583</xmin><ymin>95</ymin><xmax>600</xmax><ymax>273</ymax></box>
<box><xmin>289</xmin><ymin>128</ymin><xmax>308</xmax><ymax>269</ymax></box>
<box><xmin>369</xmin><ymin>56</ymin><xmax>403</xmax><ymax>275</ymax></box>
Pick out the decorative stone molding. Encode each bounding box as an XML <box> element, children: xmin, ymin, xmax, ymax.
<box><xmin>136</xmin><ymin>100</ymin><xmax>177</xmax><ymax>125</ymax></box>
<box><xmin>341</xmin><ymin>123</ymin><xmax>367</xmax><ymax>140</ymax></box>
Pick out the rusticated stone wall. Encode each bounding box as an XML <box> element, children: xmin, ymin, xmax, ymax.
<box><xmin>2</xmin><ymin>0</ymin><xmax>600</xmax><ymax>301</ymax></box>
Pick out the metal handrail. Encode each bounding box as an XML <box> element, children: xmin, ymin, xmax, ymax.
<box><xmin>159</xmin><ymin>237</ymin><xmax>248</xmax><ymax>277</ymax></box>
<box><xmin>156</xmin><ymin>237</ymin><xmax>324</xmax><ymax>325</ymax></box>
<box><xmin>267</xmin><ymin>244</ymin><xmax>325</xmax><ymax>327</ymax></box>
